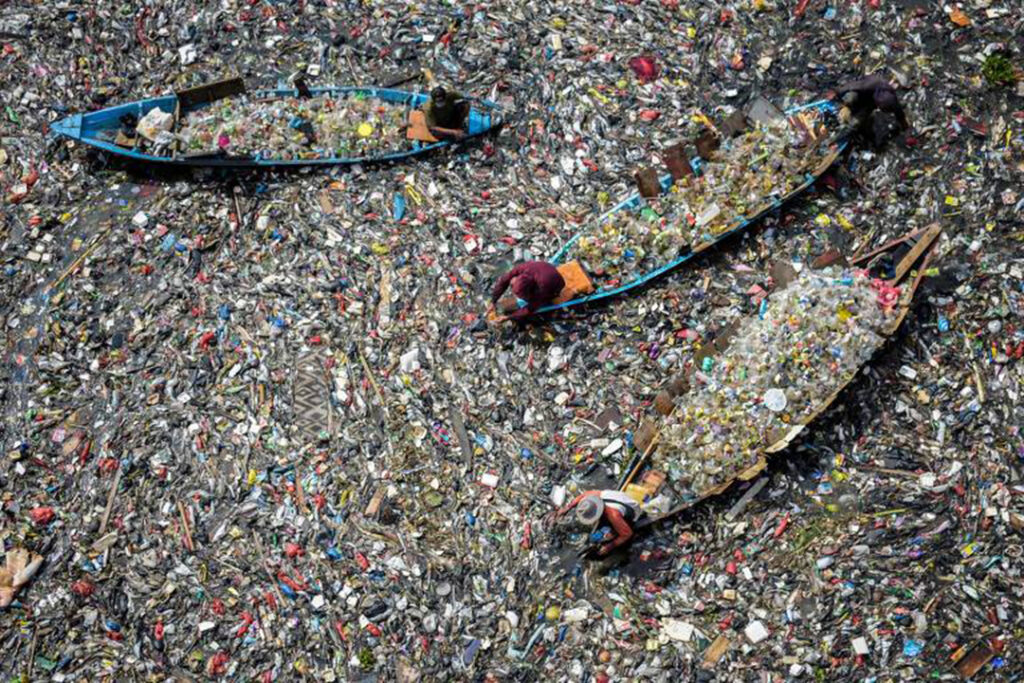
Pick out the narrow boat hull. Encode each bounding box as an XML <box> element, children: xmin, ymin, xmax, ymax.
<box><xmin>50</xmin><ymin>86</ymin><xmax>502</xmax><ymax>168</ymax></box>
<box><xmin>536</xmin><ymin>100</ymin><xmax>847</xmax><ymax>314</ymax></box>
<box><xmin>633</xmin><ymin>224</ymin><xmax>943</xmax><ymax>531</ymax></box>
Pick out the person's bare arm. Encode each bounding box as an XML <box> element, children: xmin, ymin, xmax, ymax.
<box><xmin>599</xmin><ymin>507</ymin><xmax>635</xmax><ymax>555</ymax></box>
<box><xmin>491</xmin><ymin>265</ymin><xmax>522</xmax><ymax>303</ymax></box>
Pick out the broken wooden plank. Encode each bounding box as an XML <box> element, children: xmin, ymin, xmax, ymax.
<box><xmin>364</xmin><ymin>487</ymin><xmax>386</xmax><ymax>518</ymax></box>
<box><xmin>450</xmin><ymin>409</ymin><xmax>473</xmax><ymax>466</ymax></box>
<box><xmin>701</xmin><ymin>634</ymin><xmax>731</xmax><ymax>668</ymax></box>
<box><xmin>952</xmin><ymin>640</ymin><xmax>996</xmax><ymax>679</ymax></box>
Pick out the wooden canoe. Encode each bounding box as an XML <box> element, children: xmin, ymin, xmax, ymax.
<box><xmin>535</xmin><ymin>100</ymin><xmax>849</xmax><ymax>314</ymax></box>
<box><xmin>50</xmin><ymin>78</ymin><xmax>502</xmax><ymax>168</ymax></box>
<box><xmin>617</xmin><ymin>223</ymin><xmax>943</xmax><ymax>533</ymax></box>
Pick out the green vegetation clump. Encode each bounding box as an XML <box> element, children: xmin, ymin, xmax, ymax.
<box><xmin>357</xmin><ymin>647</ymin><xmax>376</xmax><ymax>671</ymax></box>
<box><xmin>982</xmin><ymin>54</ymin><xmax>1017</xmax><ymax>87</ymax></box>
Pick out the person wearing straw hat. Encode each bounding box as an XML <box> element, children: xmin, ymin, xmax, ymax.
<box><xmin>556</xmin><ymin>489</ymin><xmax>645</xmax><ymax>555</ymax></box>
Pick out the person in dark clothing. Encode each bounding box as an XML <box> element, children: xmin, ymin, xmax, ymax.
<box><xmin>834</xmin><ymin>74</ymin><xmax>909</xmax><ymax>146</ymax></box>
<box><xmin>489</xmin><ymin>261</ymin><xmax>565</xmax><ymax>323</ymax></box>
<box><xmin>423</xmin><ymin>86</ymin><xmax>469</xmax><ymax>134</ymax></box>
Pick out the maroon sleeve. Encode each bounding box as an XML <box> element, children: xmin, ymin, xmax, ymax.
<box><xmin>491</xmin><ymin>264</ymin><xmax>522</xmax><ymax>303</ymax></box>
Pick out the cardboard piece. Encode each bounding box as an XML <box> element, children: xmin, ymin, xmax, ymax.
<box><xmin>663</xmin><ymin>143</ymin><xmax>693</xmax><ymax>179</ymax></box>
<box><xmin>653</xmin><ymin>390</ymin><xmax>675</xmax><ymax>416</ymax></box>
<box><xmin>406</xmin><ymin>110</ymin><xmax>439</xmax><ymax>143</ymax></box>
<box><xmin>702</xmin><ymin>634</ymin><xmax>731</xmax><ymax>668</ymax></box>
<box><xmin>552</xmin><ymin>261</ymin><xmax>594</xmax><ymax>304</ymax></box>
<box><xmin>633</xmin><ymin>420</ymin><xmax>658</xmax><ymax>453</ymax></box>
<box><xmin>634</xmin><ymin>167</ymin><xmax>661</xmax><ymax>198</ymax></box>
<box><xmin>696</xmin><ymin>130</ymin><xmax>721</xmax><ymax>159</ymax></box>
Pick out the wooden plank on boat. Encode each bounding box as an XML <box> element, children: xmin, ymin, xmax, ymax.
<box><xmin>114</xmin><ymin>131</ymin><xmax>136</xmax><ymax>148</ymax></box>
<box><xmin>175</xmin><ymin>76</ymin><xmax>246</xmax><ymax>109</ymax></box>
<box><xmin>379</xmin><ymin>66</ymin><xmax>422</xmax><ymax>88</ymax></box>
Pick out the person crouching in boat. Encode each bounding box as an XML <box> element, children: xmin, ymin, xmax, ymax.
<box><xmin>557</xmin><ymin>490</ymin><xmax>645</xmax><ymax>555</ymax></box>
<box><xmin>489</xmin><ymin>261</ymin><xmax>565</xmax><ymax>324</ymax></box>
<box><xmin>423</xmin><ymin>86</ymin><xmax>469</xmax><ymax>138</ymax></box>
<box><xmin>833</xmin><ymin>74</ymin><xmax>910</xmax><ymax>146</ymax></box>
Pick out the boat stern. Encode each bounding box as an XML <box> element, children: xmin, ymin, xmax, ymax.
<box><xmin>467</xmin><ymin>107</ymin><xmax>500</xmax><ymax>136</ymax></box>
<box><xmin>51</xmin><ymin>113</ymin><xmax>84</xmax><ymax>141</ymax></box>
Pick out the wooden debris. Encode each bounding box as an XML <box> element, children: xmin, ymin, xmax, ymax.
<box><xmin>952</xmin><ymin>639</ymin><xmax>995</xmax><ymax>679</ymax></box>
<box><xmin>176</xmin><ymin>76</ymin><xmax>246</xmax><ymax>109</ymax></box>
<box><xmin>702</xmin><ymin>634</ymin><xmax>731</xmax><ymax>668</ymax></box>
<box><xmin>99</xmin><ymin>467</ymin><xmax>122</xmax><ymax>536</ymax></box>
<box><xmin>178</xmin><ymin>501</ymin><xmax>195</xmax><ymax>553</ymax></box>
<box><xmin>365</xmin><ymin>487</ymin><xmax>386</xmax><ymax>518</ymax></box>
<box><xmin>450</xmin><ymin>408</ymin><xmax>473</xmax><ymax>466</ymax></box>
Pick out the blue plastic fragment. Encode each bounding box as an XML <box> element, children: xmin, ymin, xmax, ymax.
<box><xmin>463</xmin><ymin>638</ymin><xmax>482</xmax><ymax>665</ymax></box>
<box><xmin>903</xmin><ymin>639</ymin><xmax>923</xmax><ymax>657</ymax></box>
<box><xmin>393</xmin><ymin>192</ymin><xmax>406</xmax><ymax>221</ymax></box>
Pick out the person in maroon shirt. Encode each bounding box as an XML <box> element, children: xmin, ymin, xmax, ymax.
<box><xmin>489</xmin><ymin>261</ymin><xmax>565</xmax><ymax>323</ymax></box>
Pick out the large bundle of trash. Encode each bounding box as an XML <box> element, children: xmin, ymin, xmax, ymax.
<box><xmin>657</xmin><ymin>266</ymin><xmax>897</xmax><ymax>494</ymax></box>
<box><xmin>176</xmin><ymin>94</ymin><xmax>409</xmax><ymax>159</ymax></box>
<box><xmin>576</xmin><ymin>107</ymin><xmax>835</xmax><ymax>280</ymax></box>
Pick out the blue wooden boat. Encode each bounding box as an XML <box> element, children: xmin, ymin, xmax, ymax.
<box><xmin>49</xmin><ymin>80</ymin><xmax>502</xmax><ymax>168</ymax></box>
<box><xmin>531</xmin><ymin>100</ymin><xmax>848</xmax><ymax>315</ymax></box>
